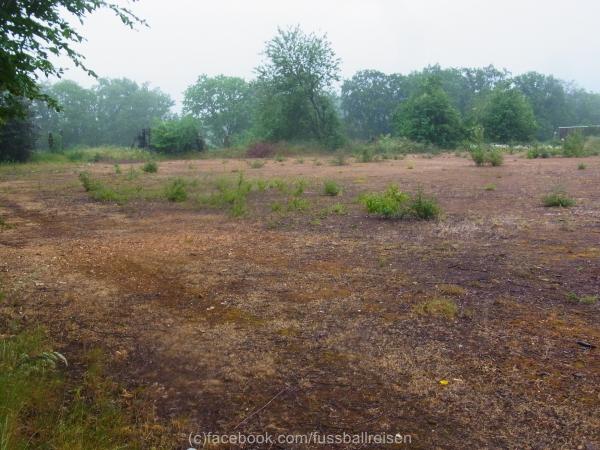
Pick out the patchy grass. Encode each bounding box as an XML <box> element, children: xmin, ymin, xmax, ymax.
<box><xmin>31</xmin><ymin>146</ymin><xmax>157</xmax><ymax>164</ymax></box>
<box><xmin>198</xmin><ymin>173</ymin><xmax>252</xmax><ymax>217</ymax></box>
<box><xmin>248</xmin><ymin>160</ymin><xmax>265</xmax><ymax>169</ymax></box>
<box><xmin>484</xmin><ymin>183</ymin><xmax>497</xmax><ymax>191</ymax></box>
<box><xmin>287</xmin><ymin>197</ymin><xmax>309</xmax><ymax>212</ymax></box>
<box><xmin>0</xmin><ymin>328</ymin><xmax>145</xmax><ymax>449</ymax></box>
<box><xmin>567</xmin><ymin>292</ymin><xmax>598</xmax><ymax>305</ymax></box>
<box><xmin>437</xmin><ymin>284</ymin><xmax>466</xmax><ymax>296</ymax></box>
<box><xmin>543</xmin><ymin>188</ymin><xmax>575</xmax><ymax>208</ymax></box>
<box><xmin>328</xmin><ymin>203</ymin><xmax>347</xmax><ymax>215</ymax></box>
<box><xmin>413</xmin><ymin>297</ymin><xmax>458</xmax><ymax>320</ymax></box>
<box><xmin>330</xmin><ymin>152</ymin><xmax>349</xmax><ymax>166</ymax></box>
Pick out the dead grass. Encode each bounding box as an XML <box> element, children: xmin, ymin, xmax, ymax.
<box><xmin>413</xmin><ymin>297</ymin><xmax>459</xmax><ymax>319</ymax></box>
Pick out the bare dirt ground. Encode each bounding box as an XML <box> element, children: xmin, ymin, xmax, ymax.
<box><xmin>1</xmin><ymin>154</ymin><xmax>599</xmax><ymax>449</ymax></box>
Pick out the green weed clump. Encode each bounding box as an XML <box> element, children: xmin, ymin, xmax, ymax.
<box><xmin>409</xmin><ymin>190</ymin><xmax>441</xmax><ymax>220</ymax></box>
<box><xmin>577</xmin><ymin>163</ymin><xmax>587</xmax><ymax>170</ymax></box>
<box><xmin>470</xmin><ymin>147</ymin><xmax>503</xmax><ymax>166</ymax></box>
<box><xmin>360</xmin><ymin>185</ymin><xmax>440</xmax><ymax>220</ymax></box>
<box><xmin>543</xmin><ymin>188</ymin><xmax>575</xmax><ymax>208</ymax></box>
<box><xmin>142</xmin><ymin>161</ymin><xmax>158</xmax><ymax>173</ymax></box>
<box><xmin>164</xmin><ymin>178</ymin><xmax>188</xmax><ymax>202</ymax></box>
<box><xmin>323</xmin><ymin>180</ymin><xmax>341</xmax><ymax>196</ymax></box>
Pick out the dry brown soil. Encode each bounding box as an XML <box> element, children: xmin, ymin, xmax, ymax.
<box><xmin>1</xmin><ymin>154</ymin><xmax>599</xmax><ymax>449</ymax></box>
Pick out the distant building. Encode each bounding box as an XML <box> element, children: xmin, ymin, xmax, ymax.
<box><xmin>557</xmin><ymin>125</ymin><xmax>600</xmax><ymax>139</ymax></box>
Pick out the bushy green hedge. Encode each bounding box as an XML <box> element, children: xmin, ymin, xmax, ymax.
<box><xmin>150</xmin><ymin>116</ymin><xmax>205</xmax><ymax>154</ymax></box>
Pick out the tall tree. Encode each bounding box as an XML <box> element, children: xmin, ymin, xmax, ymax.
<box><xmin>32</xmin><ymin>80</ymin><xmax>98</xmax><ymax>149</ymax></box>
<box><xmin>94</xmin><ymin>78</ymin><xmax>173</xmax><ymax>146</ymax></box>
<box><xmin>183</xmin><ymin>75</ymin><xmax>253</xmax><ymax>147</ymax></box>
<box><xmin>32</xmin><ymin>78</ymin><xmax>173</xmax><ymax>148</ymax></box>
<box><xmin>341</xmin><ymin>70</ymin><xmax>406</xmax><ymax>139</ymax></box>
<box><xmin>393</xmin><ymin>77</ymin><xmax>464</xmax><ymax>148</ymax></box>
<box><xmin>513</xmin><ymin>72</ymin><xmax>568</xmax><ymax>140</ymax></box>
<box><xmin>479</xmin><ymin>87</ymin><xmax>537</xmax><ymax>143</ymax></box>
<box><xmin>0</xmin><ymin>0</ymin><xmax>143</xmax><ymax>123</ymax></box>
<box><xmin>256</xmin><ymin>26</ymin><xmax>343</xmax><ymax>147</ymax></box>
<box><xmin>0</xmin><ymin>99</ymin><xmax>35</xmax><ymax>162</ymax></box>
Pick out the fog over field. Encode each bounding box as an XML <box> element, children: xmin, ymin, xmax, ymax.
<box><xmin>57</xmin><ymin>0</ymin><xmax>600</xmax><ymax>105</ymax></box>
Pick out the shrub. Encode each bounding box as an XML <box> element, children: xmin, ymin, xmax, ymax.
<box><xmin>151</xmin><ymin>116</ymin><xmax>204</xmax><ymax>154</ymax></box>
<box><xmin>164</xmin><ymin>178</ymin><xmax>188</xmax><ymax>202</ymax></box>
<box><xmin>142</xmin><ymin>161</ymin><xmax>158</xmax><ymax>173</ymax></box>
<box><xmin>486</xmin><ymin>148</ymin><xmax>504</xmax><ymax>166</ymax></box>
<box><xmin>323</xmin><ymin>180</ymin><xmax>341</xmax><ymax>196</ymax></box>
<box><xmin>484</xmin><ymin>183</ymin><xmax>496</xmax><ymax>191</ymax></box>
<box><xmin>470</xmin><ymin>148</ymin><xmax>486</xmax><ymax>166</ymax></box>
<box><xmin>114</xmin><ymin>164</ymin><xmax>122</xmax><ymax>174</ymax></box>
<box><xmin>470</xmin><ymin>146</ymin><xmax>503</xmax><ymax>166</ymax></box>
<box><xmin>562</xmin><ymin>131</ymin><xmax>585</xmax><ymax>157</ymax></box>
<box><xmin>543</xmin><ymin>188</ymin><xmax>575</xmax><ymax>207</ymax></box>
<box><xmin>361</xmin><ymin>185</ymin><xmax>440</xmax><ymax>220</ymax></box>
<box><xmin>361</xmin><ymin>185</ymin><xmax>410</xmax><ymax>218</ymax></box>
<box><xmin>577</xmin><ymin>163</ymin><xmax>587</xmax><ymax>170</ymax></box>
<box><xmin>409</xmin><ymin>190</ymin><xmax>441</xmax><ymax>220</ymax></box>
<box><xmin>246</xmin><ymin>142</ymin><xmax>277</xmax><ymax>158</ymax></box>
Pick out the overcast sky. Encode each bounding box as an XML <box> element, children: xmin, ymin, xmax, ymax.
<box><xmin>55</xmin><ymin>0</ymin><xmax>600</xmax><ymax>107</ymax></box>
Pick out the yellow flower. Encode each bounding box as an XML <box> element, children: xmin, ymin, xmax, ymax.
<box><xmin>439</xmin><ymin>379</ymin><xmax>449</xmax><ymax>385</ymax></box>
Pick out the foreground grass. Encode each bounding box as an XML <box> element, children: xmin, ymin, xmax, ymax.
<box><xmin>0</xmin><ymin>328</ymin><xmax>143</xmax><ymax>450</ymax></box>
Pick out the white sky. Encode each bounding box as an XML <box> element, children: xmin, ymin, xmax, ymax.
<box><xmin>54</xmin><ymin>0</ymin><xmax>600</xmax><ymax>107</ymax></box>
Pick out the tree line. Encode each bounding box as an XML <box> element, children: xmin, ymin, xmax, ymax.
<box><xmin>4</xmin><ymin>25</ymin><xmax>600</xmax><ymax>161</ymax></box>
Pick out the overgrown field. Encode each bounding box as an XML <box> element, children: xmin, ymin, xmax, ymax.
<box><xmin>0</xmin><ymin>150</ymin><xmax>599</xmax><ymax>448</ymax></box>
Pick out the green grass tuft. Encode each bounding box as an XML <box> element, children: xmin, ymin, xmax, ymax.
<box><xmin>543</xmin><ymin>188</ymin><xmax>575</xmax><ymax>207</ymax></box>
<box><xmin>323</xmin><ymin>180</ymin><xmax>341</xmax><ymax>196</ymax></box>
<box><xmin>142</xmin><ymin>161</ymin><xmax>158</xmax><ymax>173</ymax></box>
